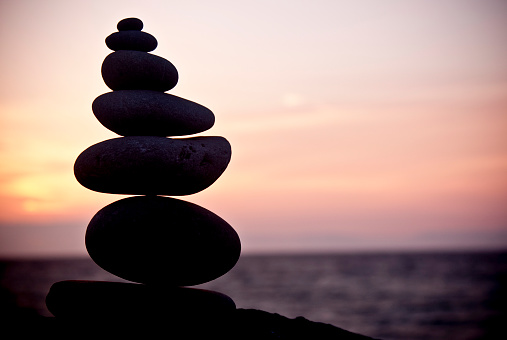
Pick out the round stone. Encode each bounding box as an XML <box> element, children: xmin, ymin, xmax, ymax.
<box><xmin>92</xmin><ymin>90</ymin><xmax>215</xmax><ymax>136</ymax></box>
<box><xmin>102</xmin><ymin>50</ymin><xmax>178</xmax><ymax>91</ymax></box>
<box><xmin>85</xmin><ymin>196</ymin><xmax>241</xmax><ymax>285</ymax></box>
<box><xmin>46</xmin><ymin>280</ymin><xmax>236</xmax><ymax>319</ymax></box>
<box><xmin>74</xmin><ymin>136</ymin><xmax>231</xmax><ymax>195</ymax></box>
<box><xmin>106</xmin><ymin>31</ymin><xmax>158</xmax><ymax>52</ymax></box>
<box><xmin>117</xmin><ymin>17</ymin><xmax>143</xmax><ymax>31</ymax></box>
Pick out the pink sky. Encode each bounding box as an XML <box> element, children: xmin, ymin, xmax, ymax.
<box><xmin>1</xmin><ymin>0</ymin><xmax>507</xmax><ymax>257</ymax></box>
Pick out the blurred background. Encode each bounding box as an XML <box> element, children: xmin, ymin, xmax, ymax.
<box><xmin>0</xmin><ymin>1</ymin><xmax>506</xmax><ymax>339</ymax></box>
<box><xmin>1</xmin><ymin>0</ymin><xmax>506</xmax><ymax>256</ymax></box>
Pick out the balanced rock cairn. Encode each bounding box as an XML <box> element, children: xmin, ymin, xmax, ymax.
<box><xmin>46</xmin><ymin>18</ymin><xmax>241</xmax><ymax>329</ymax></box>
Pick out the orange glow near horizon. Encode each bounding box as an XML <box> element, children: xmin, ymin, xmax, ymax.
<box><xmin>1</xmin><ymin>0</ymin><xmax>507</xmax><ymax>256</ymax></box>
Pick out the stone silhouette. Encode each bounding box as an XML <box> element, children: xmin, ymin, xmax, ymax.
<box><xmin>46</xmin><ymin>17</ymin><xmax>240</xmax><ymax>325</ymax></box>
<box><xmin>43</xmin><ymin>18</ymin><xmax>377</xmax><ymax>339</ymax></box>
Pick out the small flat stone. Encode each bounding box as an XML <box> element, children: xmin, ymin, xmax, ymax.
<box><xmin>46</xmin><ymin>280</ymin><xmax>236</xmax><ymax>320</ymax></box>
<box><xmin>92</xmin><ymin>90</ymin><xmax>215</xmax><ymax>136</ymax></box>
<box><xmin>74</xmin><ymin>136</ymin><xmax>231</xmax><ymax>195</ymax></box>
<box><xmin>85</xmin><ymin>196</ymin><xmax>241</xmax><ymax>285</ymax></box>
<box><xmin>106</xmin><ymin>31</ymin><xmax>158</xmax><ymax>52</ymax></box>
<box><xmin>102</xmin><ymin>50</ymin><xmax>178</xmax><ymax>91</ymax></box>
<box><xmin>117</xmin><ymin>18</ymin><xmax>143</xmax><ymax>31</ymax></box>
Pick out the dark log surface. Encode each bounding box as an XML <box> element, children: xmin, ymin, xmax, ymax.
<box><xmin>4</xmin><ymin>308</ymin><xmax>378</xmax><ymax>339</ymax></box>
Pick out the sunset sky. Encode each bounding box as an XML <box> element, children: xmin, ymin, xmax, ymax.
<box><xmin>1</xmin><ymin>0</ymin><xmax>506</xmax><ymax>257</ymax></box>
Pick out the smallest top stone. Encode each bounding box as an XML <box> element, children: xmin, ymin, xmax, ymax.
<box><xmin>118</xmin><ymin>18</ymin><xmax>143</xmax><ymax>31</ymax></box>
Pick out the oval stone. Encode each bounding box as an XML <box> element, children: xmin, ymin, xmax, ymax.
<box><xmin>74</xmin><ymin>136</ymin><xmax>231</xmax><ymax>195</ymax></box>
<box><xmin>117</xmin><ymin>17</ymin><xmax>143</xmax><ymax>31</ymax></box>
<box><xmin>106</xmin><ymin>31</ymin><xmax>158</xmax><ymax>52</ymax></box>
<box><xmin>85</xmin><ymin>196</ymin><xmax>241</xmax><ymax>285</ymax></box>
<box><xmin>102</xmin><ymin>50</ymin><xmax>178</xmax><ymax>91</ymax></box>
<box><xmin>92</xmin><ymin>90</ymin><xmax>215</xmax><ymax>136</ymax></box>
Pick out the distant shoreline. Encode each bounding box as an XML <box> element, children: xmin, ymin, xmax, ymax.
<box><xmin>2</xmin><ymin>247</ymin><xmax>506</xmax><ymax>262</ymax></box>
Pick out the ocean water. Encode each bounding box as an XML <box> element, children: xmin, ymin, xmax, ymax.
<box><xmin>1</xmin><ymin>251</ymin><xmax>506</xmax><ymax>340</ymax></box>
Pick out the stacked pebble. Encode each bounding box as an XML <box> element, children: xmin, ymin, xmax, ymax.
<box><xmin>46</xmin><ymin>18</ymin><xmax>241</xmax><ymax>324</ymax></box>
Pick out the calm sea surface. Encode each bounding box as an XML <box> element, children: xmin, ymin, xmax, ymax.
<box><xmin>1</xmin><ymin>251</ymin><xmax>506</xmax><ymax>340</ymax></box>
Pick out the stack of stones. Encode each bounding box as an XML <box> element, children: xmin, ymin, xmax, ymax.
<box><xmin>46</xmin><ymin>18</ymin><xmax>241</xmax><ymax>330</ymax></box>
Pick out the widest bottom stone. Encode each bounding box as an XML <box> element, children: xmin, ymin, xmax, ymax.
<box><xmin>46</xmin><ymin>280</ymin><xmax>236</xmax><ymax>320</ymax></box>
